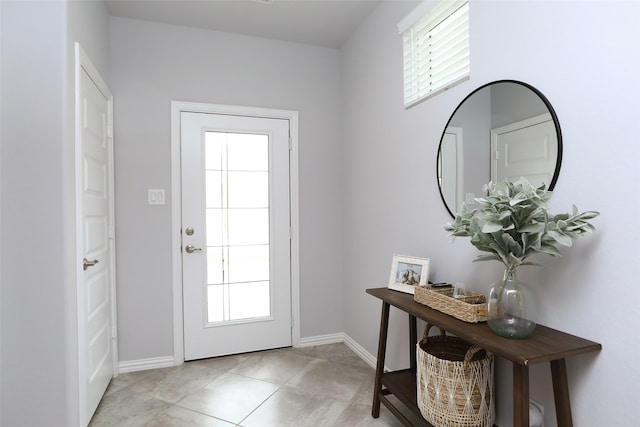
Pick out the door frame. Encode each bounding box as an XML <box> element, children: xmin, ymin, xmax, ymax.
<box><xmin>439</xmin><ymin>126</ymin><xmax>463</xmax><ymax>214</ymax></box>
<box><xmin>74</xmin><ymin>43</ymin><xmax>118</xmax><ymax>425</ymax></box>
<box><xmin>170</xmin><ymin>101</ymin><xmax>300</xmax><ymax>364</ymax></box>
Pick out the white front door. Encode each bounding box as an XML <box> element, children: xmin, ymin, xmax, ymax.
<box><xmin>180</xmin><ymin>111</ymin><xmax>292</xmax><ymax>361</ymax></box>
<box><xmin>75</xmin><ymin>44</ymin><xmax>116</xmax><ymax>425</ymax></box>
<box><xmin>491</xmin><ymin>113</ymin><xmax>558</xmax><ymax>187</ymax></box>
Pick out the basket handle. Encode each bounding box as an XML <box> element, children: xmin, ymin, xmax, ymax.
<box><xmin>422</xmin><ymin>323</ymin><xmax>446</xmax><ymax>340</ymax></box>
<box><xmin>464</xmin><ymin>345</ymin><xmax>492</xmax><ymax>364</ymax></box>
<box><xmin>422</xmin><ymin>325</ymin><xmax>492</xmax><ymax>363</ymax></box>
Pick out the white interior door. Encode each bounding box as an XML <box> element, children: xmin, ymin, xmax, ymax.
<box><xmin>75</xmin><ymin>44</ymin><xmax>116</xmax><ymax>425</ymax></box>
<box><xmin>491</xmin><ymin>113</ymin><xmax>557</xmax><ymax>186</ymax></box>
<box><xmin>181</xmin><ymin>111</ymin><xmax>292</xmax><ymax>361</ymax></box>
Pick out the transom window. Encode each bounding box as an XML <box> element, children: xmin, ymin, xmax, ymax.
<box><xmin>399</xmin><ymin>0</ymin><xmax>470</xmax><ymax>107</ymax></box>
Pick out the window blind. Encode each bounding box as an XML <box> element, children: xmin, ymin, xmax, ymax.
<box><xmin>399</xmin><ymin>0</ymin><xmax>469</xmax><ymax>108</ymax></box>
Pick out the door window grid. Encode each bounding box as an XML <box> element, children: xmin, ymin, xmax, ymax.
<box><xmin>205</xmin><ymin>131</ymin><xmax>271</xmax><ymax>324</ymax></box>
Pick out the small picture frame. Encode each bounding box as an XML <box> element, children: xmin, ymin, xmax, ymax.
<box><xmin>388</xmin><ymin>254</ymin><xmax>430</xmax><ymax>294</ymax></box>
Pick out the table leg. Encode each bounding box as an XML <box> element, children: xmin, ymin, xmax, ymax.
<box><xmin>513</xmin><ymin>364</ymin><xmax>529</xmax><ymax>427</ymax></box>
<box><xmin>409</xmin><ymin>315</ymin><xmax>417</xmax><ymax>371</ymax></box>
<box><xmin>372</xmin><ymin>301</ymin><xmax>390</xmax><ymax>418</ymax></box>
<box><xmin>551</xmin><ymin>358</ymin><xmax>573</xmax><ymax>427</ymax></box>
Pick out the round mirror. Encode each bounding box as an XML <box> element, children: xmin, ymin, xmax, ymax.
<box><xmin>437</xmin><ymin>80</ymin><xmax>562</xmax><ymax>217</ymax></box>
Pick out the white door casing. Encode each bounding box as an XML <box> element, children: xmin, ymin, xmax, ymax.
<box><xmin>75</xmin><ymin>43</ymin><xmax>117</xmax><ymax>426</ymax></box>
<box><xmin>491</xmin><ymin>113</ymin><xmax>557</xmax><ymax>187</ymax></box>
<box><xmin>171</xmin><ymin>102</ymin><xmax>300</xmax><ymax>363</ymax></box>
<box><xmin>439</xmin><ymin>126</ymin><xmax>463</xmax><ymax>213</ymax></box>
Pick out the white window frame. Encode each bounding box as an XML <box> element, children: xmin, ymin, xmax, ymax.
<box><xmin>399</xmin><ymin>0</ymin><xmax>470</xmax><ymax>108</ymax></box>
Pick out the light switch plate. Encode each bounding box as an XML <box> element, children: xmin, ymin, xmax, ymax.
<box><xmin>148</xmin><ymin>189</ymin><xmax>166</xmax><ymax>205</ymax></box>
<box><xmin>465</xmin><ymin>193</ymin><xmax>475</xmax><ymax>204</ymax></box>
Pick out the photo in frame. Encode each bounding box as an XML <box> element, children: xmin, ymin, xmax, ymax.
<box><xmin>388</xmin><ymin>254</ymin><xmax>430</xmax><ymax>294</ymax></box>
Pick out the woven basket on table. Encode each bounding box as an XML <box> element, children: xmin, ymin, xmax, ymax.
<box><xmin>416</xmin><ymin>324</ymin><xmax>495</xmax><ymax>427</ymax></box>
<box><xmin>414</xmin><ymin>286</ymin><xmax>487</xmax><ymax>323</ymax></box>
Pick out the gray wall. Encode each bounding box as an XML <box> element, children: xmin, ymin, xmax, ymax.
<box><xmin>109</xmin><ymin>17</ymin><xmax>345</xmax><ymax>361</ymax></box>
<box><xmin>342</xmin><ymin>1</ymin><xmax>640</xmax><ymax>426</ymax></box>
<box><xmin>0</xmin><ymin>1</ymin><xmax>110</xmax><ymax>426</ymax></box>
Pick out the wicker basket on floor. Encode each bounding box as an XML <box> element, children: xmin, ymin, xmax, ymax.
<box><xmin>416</xmin><ymin>324</ymin><xmax>494</xmax><ymax>427</ymax></box>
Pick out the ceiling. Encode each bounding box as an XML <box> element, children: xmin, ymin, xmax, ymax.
<box><xmin>104</xmin><ymin>0</ymin><xmax>384</xmax><ymax>49</ymax></box>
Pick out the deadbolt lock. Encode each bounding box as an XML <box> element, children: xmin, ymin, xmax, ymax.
<box><xmin>185</xmin><ymin>227</ymin><xmax>194</xmax><ymax>236</ymax></box>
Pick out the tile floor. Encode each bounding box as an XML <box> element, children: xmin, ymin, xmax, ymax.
<box><xmin>89</xmin><ymin>343</ymin><xmax>425</xmax><ymax>426</ymax></box>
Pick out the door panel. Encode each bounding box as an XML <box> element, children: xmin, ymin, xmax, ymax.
<box><xmin>181</xmin><ymin>112</ymin><xmax>292</xmax><ymax>360</ymax></box>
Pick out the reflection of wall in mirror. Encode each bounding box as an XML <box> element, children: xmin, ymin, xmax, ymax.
<box><xmin>491</xmin><ymin>83</ymin><xmax>547</xmax><ymax>128</ymax></box>
<box><xmin>450</xmin><ymin>87</ymin><xmax>491</xmax><ymax>207</ymax></box>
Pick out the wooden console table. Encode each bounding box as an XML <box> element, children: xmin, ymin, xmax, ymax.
<box><xmin>367</xmin><ymin>287</ymin><xmax>601</xmax><ymax>427</ymax></box>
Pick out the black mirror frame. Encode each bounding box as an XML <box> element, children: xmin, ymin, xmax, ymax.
<box><xmin>437</xmin><ymin>79</ymin><xmax>563</xmax><ymax>218</ymax></box>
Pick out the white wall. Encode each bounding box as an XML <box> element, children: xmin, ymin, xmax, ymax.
<box><xmin>0</xmin><ymin>0</ymin><xmax>110</xmax><ymax>425</ymax></box>
<box><xmin>342</xmin><ymin>1</ymin><xmax>640</xmax><ymax>426</ymax></box>
<box><xmin>109</xmin><ymin>17</ymin><xmax>345</xmax><ymax>362</ymax></box>
<box><xmin>1</xmin><ymin>3</ymin><xmax>68</xmax><ymax>424</ymax></box>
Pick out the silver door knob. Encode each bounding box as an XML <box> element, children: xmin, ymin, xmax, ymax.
<box><xmin>83</xmin><ymin>258</ymin><xmax>99</xmax><ymax>270</ymax></box>
<box><xmin>184</xmin><ymin>244</ymin><xmax>202</xmax><ymax>254</ymax></box>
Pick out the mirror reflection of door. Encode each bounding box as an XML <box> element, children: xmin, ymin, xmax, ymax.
<box><xmin>491</xmin><ymin>113</ymin><xmax>558</xmax><ymax>186</ymax></box>
<box><xmin>180</xmin><ymin>111</ymin><xmax>292</xmax><ymax>361</ymax></box>
<box><xmin>440</xmin><ymin>127</ymin><xmax>463</xmax><ymax>212</ymax></box>
<box><xmin>436</xmin><ymin>80</ymin><xmax>562</xmax><ymax>217</ymax></box>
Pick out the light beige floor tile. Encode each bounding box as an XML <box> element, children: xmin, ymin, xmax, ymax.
<box><xmin>292</xmin><ymin>343</ymin><xmax>371</xmax><ymax>368</ymax></box>
<box><xmin>334</xmin><ymin>403</ymin><xmax>408</xmax><ymax>426</ymax></box>
<box><xmin>91</xmin><ymin>344</ymin><xmax>421</xmax><ymax>427</ymax></box>
<box><xmin>379</xmin><ymin>395</ymin><xmax>430</xmax><ymax>426</ymax></box>
<box><xmin>286</xmin><ymin>358</ymin><xmax>373</xmax><ymax>401</ymax></box>
<box><xmin>350</xmin><ymin>370</ymin><xmax>379</xmax><ymax>407</ymax></box>
<box><xmin>103</xmin><ymin>380</ymin><xmax>124</xmax><ymax>397</ymax></box>
<box><xmin>111</xmin><ymin>368</ymin><xmax>160</xmax><ymax>388</ymax></box>
<box><xmin>177</xmin><ymin>372</ymin><xmax>279</xmax><ymax>424</ymax></box>
<box><xmin>127</xmin><ymin>363</ymin><xmax>223</xmax><ymax>404</ymax></box>
<box><xmin>144</xmin><ymin>406</ymin><xmax>235</xmax><ymax>426</ymax></box>
<box><xmin>89</xmin><ymin>388</ymin><xmax>170</xmax><ymax>427</ymax></box>
<box><xmin>229</xmin><ymin>347</ymin><xmax>314</xmax><ymax>384</ymax></box>
<box><xmin>239</xmin><ymin>386</ymin><xmax>349</xmax><ymax>427</ymax></box>
<box><xmin>187</xmin><ymin>352</ymin><xmax>249</xmax><ymax>373</ymax></box>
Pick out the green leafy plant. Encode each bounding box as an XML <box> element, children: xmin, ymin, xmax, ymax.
<box><xmin>444</xmin><ymin>178</ymin><xmax>599</xmax><ymax>272</ymax></box>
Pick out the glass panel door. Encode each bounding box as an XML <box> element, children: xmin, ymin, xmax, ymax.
<box><xmin>180</xmin><ymin>110</ymin><xmax>291</xmax><ymax>361</ymax></box>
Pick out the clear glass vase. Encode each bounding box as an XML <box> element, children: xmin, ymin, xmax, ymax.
<box><xmin>487</xmin><ymin>268</ymin><xmax>536</xmax><ymax>338</ymax></box>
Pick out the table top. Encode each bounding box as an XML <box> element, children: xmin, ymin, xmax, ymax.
<box><xmin>367</xmin><ymin>287</ymin><xmax>602</xmax><ymax>366</ymax></box>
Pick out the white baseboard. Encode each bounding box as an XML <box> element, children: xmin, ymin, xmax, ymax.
<box><xmin>118</xmin><ymin>356</ymin><xmax>176</xmax><ymax>374</ymax></box>
<box><xmin>297</xmin><ymin>332</ymin><xmax>382</xmax><ymax>370</ymax></box>
<box><xmin>297</xmin><ymin>332</ymin><xmax>345</xmax><ymax>347</ymax></box>
<box><xmin>342</xmin><ymin>333</ymin><xmax>379</xmax><ymax>369</ymax></box>
<box><xmin>118</xmin><ymin>333</ymin><xmax>382</xmax><ymax>374</ymax></box>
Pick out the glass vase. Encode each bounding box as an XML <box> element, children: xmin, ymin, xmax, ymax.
<box><xmin>487</xmin><ymin>268</ymin><xmax>536</xmax><ymax>339</ymax></box>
